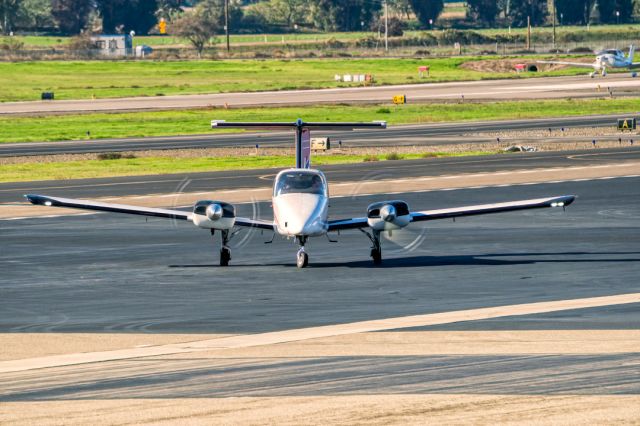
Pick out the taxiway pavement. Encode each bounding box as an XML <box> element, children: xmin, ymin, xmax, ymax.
<box><xmin>2</xmin><ymin>147</ymin><xmax>639</xmax><ymax>203</ymax></box>
<box><xmin>1</xmin><ymin>114</ymin><xmax>635</xmax><ymax>157</ymax></box>
<box><xmin>1</xmin><ymin>173</ymin><xmax>639</xmax><ymax>423</ymax></box>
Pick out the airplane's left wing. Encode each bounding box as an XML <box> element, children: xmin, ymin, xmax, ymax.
<box><xmin>25</xmin><ymin>194</ymin><xmax>275</xmax><ymax>230</ymax></box>
<box><xmin>409</xmin><ymin>195</ymin><xmax>575</xmax><ymax>222</ymax></box>
<box><xmin>328</xmin><ymin>195</ymin><xmax>575</xmax><ymax>231</ymax></box>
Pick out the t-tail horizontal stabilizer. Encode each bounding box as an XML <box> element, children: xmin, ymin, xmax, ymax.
<box><xmin>211</xmin><ymin>119</ymin><xmax>387</xmax><ymax>169</ymax></box>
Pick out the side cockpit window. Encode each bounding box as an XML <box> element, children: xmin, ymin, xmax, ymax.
<box><xmin>275</xmin><ymin>172</ymin><xmax>326</xmax><ymax>196</ymax></box>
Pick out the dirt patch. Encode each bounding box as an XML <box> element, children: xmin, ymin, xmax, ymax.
<box><xmin>460</xmin><ymin>57</ymin><xmax>594</xmax><ymax>73</ymax></box>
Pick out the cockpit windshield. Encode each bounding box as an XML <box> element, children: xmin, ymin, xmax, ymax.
<box><xmin>274</xmin><ymin>171</ymin><xmax>326</xmax><ymax>196</ymax></box>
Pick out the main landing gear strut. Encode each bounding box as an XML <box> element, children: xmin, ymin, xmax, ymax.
<box><xmin>296</xmin><ymin>236</ymin><xmax>309</xmax><ymax>268</ymax></box>
<box><xmin>212</xmin><ymin>229</ymin><xmax>231</xmax><ymax>266</ymax></box>
<box><xmin>360</xmin><ymin>229</ymin><xmax>382</xmax><ymax>265</ymax></box>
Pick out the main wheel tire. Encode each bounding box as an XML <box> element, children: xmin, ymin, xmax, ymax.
<box><xmin>296</xmin><ymin>251</ymin><xmax>308</xmax><ymax>268</ymax></box>
<box><xmin>220</xmin><ymin>248</ymin><xmax>231</xmax><ymax>266</ymax></box>
<box><xmin>371</xmin><ymin>248</ymin><xmax>382</xmax><ymax>265</ymax></box>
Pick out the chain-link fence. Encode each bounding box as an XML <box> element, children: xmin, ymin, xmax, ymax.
<box><xmin>0</xmin><ymin>39</ymin><xmax>637</xmax><ymax>61</ymax></box>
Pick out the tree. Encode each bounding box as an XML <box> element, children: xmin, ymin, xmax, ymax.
<box><xmin>555</xmin><ymin>0</ymin><xmax>595</xmax><ymax>25</ymax></box>
<box><xmin>466</xmin><ymin>0</ymin><xmax>499</xmax><ymax>26</ymax></box>
<box><xmin>387</xmin><ymin>0</ymin><xmax>412</xmax><ymax>19</ymax></box>
<box><xmin>312</xmin><ymin>0</ymin><xmax>381</xmax><ymax>32</ymax></box>
<box><xmin>96</xmin><ymin>0</ymin><xmax>159</xmax><ymax>34</ymax></box>
<box><xmin>17</xmin><ymin>0</ymin><xmax>54</xmax><ymax>31</ymax></box>
<box><xmin>408</xmin><ymin>0</ymin><xmax>443</xmax><ymax>28</ymax></box>
<box><xmin>1</xmin><ymin>0</ymin><xmax>22</xmax><ymax>34</ymax></box>
<box><xmin>598</xmin><ymin>0</ymin><xmax>633</xmax><ymax>23</ymax></box>
<box><xmin>266</xmin><ymin>0</ymin><xmax>309</xmax><ymax>28</ymax></box>
<box><xmin>156</xmin><ymin>0</ymin><xmax>183</xmax><ymax>20</ymax></box>
<box><xmin>51</xmin><ymin>0</ymin><xmax>94</xmax><ymax>34</ymax></box>
<box><xmin>171</xmin><ymin>6</ymin><xmax>220</xmax><ymax>57</ymax></box>
<box><xmin>507</xmin><ymin>0</ymin><xmax>547</xmax><ymax>26</ymax></box>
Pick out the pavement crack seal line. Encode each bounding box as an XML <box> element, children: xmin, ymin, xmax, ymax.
<box><xmin>1</xmin><ymin>292</ymin><xmax>639</xmax><ymax>374</ymax></box>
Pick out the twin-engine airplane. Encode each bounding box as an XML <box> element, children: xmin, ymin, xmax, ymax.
<box><xmin>538</xmin><ymin>44</ymin><xmax>639</xmax><ymax>77</ymax></box>
<box><xmin>26</xmin><ymin>119</ymin><xmax>576</xmax><ymax>268</ymax></box>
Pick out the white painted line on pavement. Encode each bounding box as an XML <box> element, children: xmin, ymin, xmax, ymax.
<box><xmin>1</xmin><ymin>292</ymin><xmax>639</xmax><ymax>374</ymax></box>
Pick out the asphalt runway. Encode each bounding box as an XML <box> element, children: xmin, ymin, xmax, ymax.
<box><xmin>2</xmin><ymin>147</ymin><xmax>639</xmax><ymax>203</ymax></box>
<box><xmin>1</xmin><ymin>74</ymin><xmax>639</xmax><ymax>115</ymax></box>
<box><xmin>1</xmin><ymin>176</ymin><xmax>639</xmax><ymax>403</ymax></box>
<box><xmin>1</xmin><ymin>114</ymin><xmax>635</xmax><ymax>157</ymax></box>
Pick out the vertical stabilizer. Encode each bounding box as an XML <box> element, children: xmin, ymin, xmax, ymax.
<box><xmin>629</xmin><ymin>45</ymin><xmax>635</xmax><ymax>63</ymax></box>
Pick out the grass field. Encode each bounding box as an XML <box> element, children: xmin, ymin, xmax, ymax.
<box><xmin>0</xmin><ymin>151</ymin><xmax>495</xmax><ymax>183</ymax></box>
<box><xmin>0</xmin><ymin>57</ymin><xmax>588</xmax><ymax>102</ymax></box>
<box><xmin>0</xmin><ymin>97</ymin><xmax>636</xmax><ymax>143</ymax></box>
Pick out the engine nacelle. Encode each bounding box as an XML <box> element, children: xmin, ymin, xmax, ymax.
<box><xmin>191</xmin><ymin>200</ymin><xmax>236</xmax><ymax>230</ymax></box>
<box><xmin>367</xmin><ymin>200</ymin><xmax>411</xmax><ymax>231</ymax></box>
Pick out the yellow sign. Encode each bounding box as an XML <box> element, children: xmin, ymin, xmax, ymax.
<box><xmin>159</xmin><ymin>18</ymin><xmax>167</xmax><ymax>35</ymax></box>
<box><xmin>618</xmin><ymin>118</ymin><xmax>636</xmax><ymax>131</ymax></box>
<box><xmin>392</xmin><ymin>95</ymin><xmax>406</xmax><ymax>104</ymax></box>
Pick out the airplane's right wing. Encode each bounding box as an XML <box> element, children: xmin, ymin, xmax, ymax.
<box><xmin>536</xmin><ymin>60</ymin><xmax>597</xmax><ymax>69</ymax></box>
<box><xmin>25</xmin><ymin>194</ymin><xmax>275</xmax><ymax>230</ymax></box>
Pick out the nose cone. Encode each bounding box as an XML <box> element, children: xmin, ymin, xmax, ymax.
<box><xmin>380</xmin><ymin>204</ymin><xmax>397</xmax><ymax>222</ymax></box>
<box><xmin>206</xmin><ymin>203</ymin><xmax>223</xmax><ymax>220</ymax></box>
<box><xmin>274</xmin><ymin>194</ymin><xmax>327</xmax><ymax>236</ymax></box>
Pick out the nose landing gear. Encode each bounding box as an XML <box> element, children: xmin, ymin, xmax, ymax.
<box><xmin>361</xmin><ymin>229</ymin><xmax>382</xmax><ymax>265</ymax></box>
<box><xmin>296</xmin><ymin>236</ymin><xmax>309</xmax><ymax>268</ymax></box>
<box><xmin>212</xmin><ymin>229</ymin><xmax>232</xmax><ymax>266</ymax></box>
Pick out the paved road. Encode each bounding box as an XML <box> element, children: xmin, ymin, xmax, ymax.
<box><xmin>1</xmin><ymin>114</ymin><xmax>634</xmax><ymax>157</ymax></box>
<box><xmin>1</xmin><ymin>177</ymin><xmax>639</xmax><ymax>400</ymax></box>
<box><xmin>1</xmin><ymin>75</ymin><xmax>639</xmax><ymax>116</ymax></box>
<box><xmin>2</xmin><ymin>147</ymin><xmax>639</xmax><ymax>203</ymax></box>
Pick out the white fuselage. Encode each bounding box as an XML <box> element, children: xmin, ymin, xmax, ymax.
<box><xmin>272</xmin><ymin>169</ymin><xmax>329</xmax><ymax>237</ymax></box>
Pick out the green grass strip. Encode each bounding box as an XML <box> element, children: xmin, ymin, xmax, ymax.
<box><xmin>0</xmin><ymin>152</ymin><xmax>495</xmax><ymax>183</ymax></box>
<box><xmin>0</xmin><ymin>57</ymin><xmax>588</xmax><ymax>102</ymax></box>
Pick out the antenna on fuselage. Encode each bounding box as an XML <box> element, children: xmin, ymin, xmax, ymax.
<box><xmin>211</xmin><ymin>119</ymin><xmax>387</xmax><ymax>169</ymax></box>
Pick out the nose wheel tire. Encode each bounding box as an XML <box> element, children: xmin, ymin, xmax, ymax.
<box><xmin>371</xmin><ymin>247</ymin><xmax>382</xmax><ymax>265</ymax></box>
<box><xmin>296</xmin><ymin>250</ymin><xmax>309</xmax><ymax>268</ymax></box>
<box><xmin>220</xmin><ymin>247</ymin><xmax>231</xmax><ymax>266</ymax></box>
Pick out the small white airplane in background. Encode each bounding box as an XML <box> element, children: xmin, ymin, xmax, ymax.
<box><xmin>538</xmin><ymin>45</ymin><xmax>640</xmax><ymax>77</ymax></box>
<box><xmin>26</xmin><ymin>119</ymin><xmax>576</xmax><ymax>268</ymax></box>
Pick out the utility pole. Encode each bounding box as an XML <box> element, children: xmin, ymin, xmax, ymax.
<box><xmin>224</xmin><ymin>0</ymin><xmax>230</xmax><ymax>53</ymax></box>
<box><xmin>552</xmin><ymin>0</ymin><xmax>556</xmax><ymax>50</ymax></box>
<box><xmin>527</xmin><ymin>16</ymin><xmax>531</xmax><ymax>50</ymax></box>
<box><xmin>384</xmin><ymin>0</ymin><xmax>388</xmax><ymax>52</ymax></box>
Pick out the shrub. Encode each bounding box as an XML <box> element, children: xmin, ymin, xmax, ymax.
<box><xmin>363</xmin><ymin>155</ymin><xmax>379</xmax><ymax>162</ymax></box>
<box><xmin>0</xmin><ymin>37</ymin><xmax>24</xmax><ymax>51</ymax></box>
<box><xmin>385</xmin><ymin>152</ymin><xmax>402</xmax><ymax>160</ymax></box>
<box><xmin>376</xmin><ymin>107</ymin><xmax>391</xmax><ymax>113</ymax></box>
<box><xmin>324</xmin><ymin>37</ymin><xmax>345</xmax><ymax>48</ymax></box>
<box><xmin>97</xmin><ymin>152</ymin><xmax>136</xmax><ymax>160</ymax></box>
